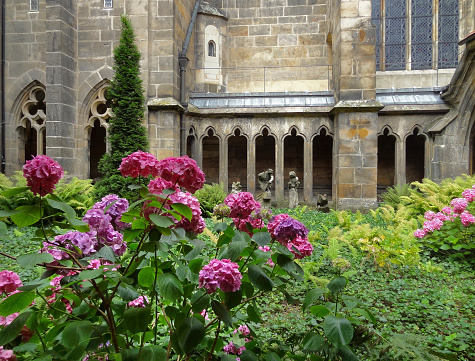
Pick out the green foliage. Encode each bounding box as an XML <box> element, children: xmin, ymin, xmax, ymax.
<box><xmin>379</xmin><ymin>183</ymin><xmax>414</xmax><ymax>208</ymax></box>
<box><xmin>194</xmin><ymin>182</ymin><xmax>226</xmax><ymax>217</ymax></box>
<box><xmin>94</xmin><ymin>15</ymin><xmax>148</xmax><ymax>200</ymax></box>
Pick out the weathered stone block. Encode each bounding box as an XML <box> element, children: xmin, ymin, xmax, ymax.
<box><xmin>249</xmin><ymin>25</ymin><xmax>271</xmax><ymax>36</ymax></box>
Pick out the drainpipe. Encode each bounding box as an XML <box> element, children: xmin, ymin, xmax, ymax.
<box><xmin>1</xmin><ymin>0</ymin><xmax>5</xmax><ymax>173</ymax></box>
<box><xmin>178</xmin><ymin>0</ymin><xmax>200</xmax><ymax>155</ymax></box>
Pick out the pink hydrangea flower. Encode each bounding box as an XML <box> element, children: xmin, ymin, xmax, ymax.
<box><xmin>0</xmin><ymin>271</ymin><xmax>22</xmax><ymax>295</ymax></box>
<box><xmin>423</xmin><ymin>218</ymin><xmax>443</xmax><ymax>233</ymax></box>
<box><xmin>156</xmin><ymin>156</ymin><xmax>205</xmax><ymax>194</ymax></box>
<box><xmin>460</xmin><ymin>211</ymin><xmax>475</xmax><ymax>226</ymax></box>
<box><xmin>233</xmin><ymin>217</ymin><xmax>265</xmax><ymax>236</ymax></box>
<box><xmin>287</xmin><ymin>237</ymin><xmax>313</xmax><ymax>259</ymax></box>
<box><xmin>48</xmin><ymin>274</ymin><xmax>75</xmax><ymax>313</ymax></box>
<box><xmin>424</xmin><ymin>211</ymin><xmax>436</xmax><ymax>221</ymax></box>
<box><xmin>0</xmin><ymin>313</ymin><xmax>19</xmax><ymax>326</ymax></box>
<box><xmin>0</xmin><ymin>346</ymin><xmax>16</xmax><ymax>361</ymax></box>
<box><xmin>435</xmin><ymin>212</ymin><xmax>450</xmax><ymax>222</ymax></box>
<box><xmin>199</xmin><ymin>259</ymin><xmax>242</xmax><ymax>293</ymax></box>
<box><xmin>223</xmin><ymin>342</ymin><xmax>245</xmax><ymax>356</ymax></box>
<box><xmin>118</xmin><ymin>151</ymin><xmax>160</xmax><ymax>178</ymax></box>
<box><xmin>128</xmin><ymin>295</ymin><xmax>149</xmax><ymax>308</ymax></box>
<box><xmin>413</xmin><ymin>229</ymin><xmax>427</xmax><ymax>239</ymax></box>
<box><xmin>441</xmin><ymin>206</ymin><xmax>452</xmax><ymax>215</ymax></box>
<box><xmin>234</xmin><ymin>325</ymin><xmax>251</xmax><ymax>336</ymax></box>
<box><xmin>224</xmin><ymin>192</ymin><xmax>261</xmax><ymax>219</ymax></box>
<box><xmin>148</xmin><ymin>178</ymin><xmax>178</xmax><ymax>195</ymax></box>
<box><xmin>22</xmin><ymin>155</ymin><xmax>64</xmax><ymax>197</ymax></box>
<box><xmin>462</xmin><ymin>188</ymin><xmax>475</xmax><ymax>202</ymax></box>
<box><xmin>450</xmin><ymin>198</ymin><xmax>468</xmax><ymax>214</ymax></box>
<box><xmin>267</xmin><ymin>213</ymin><xmax>290</xmax><ymax>238</ymax></box>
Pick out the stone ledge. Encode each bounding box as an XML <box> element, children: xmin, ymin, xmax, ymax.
<box><xmin>147</xmin><ymin>97</ymin><xmax>185</xmax><ymax>112</ymax></box>
<box><xmin>331</xmin><ymin>99</ymin><xmax>384</xmax><ymax>114</ymax></box>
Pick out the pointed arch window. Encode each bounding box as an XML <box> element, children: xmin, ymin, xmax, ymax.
<box><xmin>208</xmin><ymin>41</ymin><xmax>216</xmax><ymax>57</ymax></box>
<box><xmin>19</xmin><ymin>86</ymin><xmax>46</xmax><ymax>162</ymax></box>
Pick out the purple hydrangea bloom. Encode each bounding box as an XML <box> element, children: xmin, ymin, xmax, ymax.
<box><xmin>274</xmin><ymin>218</ymin><xmax>309</xmax><ymax>245</ymax></box>
<box><xmin>199</xmin><ymin>259</ymin><xmax>242</xmax><ymax>293</ymax></box>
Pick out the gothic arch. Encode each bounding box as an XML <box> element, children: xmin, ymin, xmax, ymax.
<box><xmin>405</xmin><ymin>126</ymin><xmax>428</xmax><ymax>183</ymax></box>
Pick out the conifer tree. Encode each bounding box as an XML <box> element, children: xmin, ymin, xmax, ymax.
<box><xmin>94</xmin><ymin>15</ymin><xmax>149</xmax><ymax>200</ymax></box>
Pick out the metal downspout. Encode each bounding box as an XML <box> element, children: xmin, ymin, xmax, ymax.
<box><xmin>178</xmin><ymin>0</ymin><xmax>201</xmax><ymax>155</ymax></box>
<box><xmin>1</xmin><ymin>0</ymin><xmax>5</xmax><ymax>173</ymax></box>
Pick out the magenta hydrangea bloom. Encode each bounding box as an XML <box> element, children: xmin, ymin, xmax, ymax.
<box><xmin>450</xmin><ymin>198</ymin><xmax>468</xmax><ymax>214</ymax></box>
<box><xmin>267</xmin><ymin>213</ymin><xmax>290</xmax><ymax>238</ymax></box>
<box><xmin>118</xmin><ymin>151</ymin><xmax>160</xmax><ymax>178</ymax></box>
<box><xmin>462</xmin><ymin>188</ymin><xmax>475</xmax><ymax>202</ymax></box>
<box><xmin>0</xmin><ymin>271</ymin><xmax>22</xmax><ymax>295</ymax></box>
<box><xmin>273</xmin><ymin>218</ymin><xmax>309</xmax><ymax>245</ymax></box>
<box><xmin>424</xmin><ymin>211</ymin><xmax>436</xmax><ymax>221</ymax></box>
<box><xmin>223</xmin><ymin>342</ymin><xmax>245</xmax><ymax>356</ymax></box>
<box><xmin>224</xmin><ymin>192</ymin><xmax>261</xmax><ymax>219</ymax></box>
<box><xmin>423</xmin><ymin>218</ymin><xmax>443</xmax><ymax>233</ymax></box>
<box><xmin>413</xmin><ymin>228</ymin><xmax>427</xmax><ymax>239</ymax></box>
<box><xmin>460</xmin><ymin>211</ymin><xmax>475</xmax><ymax>226</ymax></box>
<box><xmin>234</xmin><ymin>325</ymin><xmax>251</xmax><ymax>336</ymax></box>
<box><xmin>128</xmin><ymin>295</ymin><xmax>149</xmax><ymax>308</ymax></box>
<box><xmin>199</xmin><ymin>259</ymin><xmax>242</xmax><ymax>293</ymax></box>
<box><xmin>22</xmin><ymin>155</ymin><xmax>64</xmax><ymax>197</ymax></box>
<box><xmin>156</xmin><ymin>156</ymin><xmax>205</xmax><ymax>194</ymax></box>
<box><xmin>148</xmin><ymin>177</ymin><xmax>178</xmax><ymax>195</ymax></box>
<box><xmin>287</xmin><ymin>237</ymin><xmax>313</xmax><ymax>259</ymax></box>
<box><xmin>233</xmin><ymin>217</ymin><xmax>265</xmax><ymax>236</ymax></box>
<box><xmin>0</xmin><ymin>346</ymin><xmax>16</xmax><ymax>361</ymax></box>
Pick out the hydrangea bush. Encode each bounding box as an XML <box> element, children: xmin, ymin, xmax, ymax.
<box><xmin>0</xmin><ymin>154</ymin><xmax>362</xmax><ymax>360</ymax></box>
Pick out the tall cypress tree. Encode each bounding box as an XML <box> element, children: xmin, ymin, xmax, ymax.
<box><xmin>94</xmin><ymin>15</ymin><xmax>149</xmax><ymax>200</ymax></box>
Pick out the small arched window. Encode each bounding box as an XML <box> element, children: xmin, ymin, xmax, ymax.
<box><xmin>208</xmin><ymin>41</ymin><xmax>216</xmax><ymax>57</ymax></box>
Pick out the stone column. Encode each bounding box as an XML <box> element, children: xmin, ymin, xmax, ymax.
<box><xmin>45</xmin><ymin>0</ymin><xmax>78</xmax><ymax>176</ymax></box>
<box><xmin>219</xmin><ymin>134</ymin><xmax>228</xmax><ymax>191</ymax></box>
<box><xmin>247</xmin><ymin>136</ymin><xmax>256</xmax><ymax>195</ymax></box>
<box><xmin>395</xmin><ymin>137</ymin><xmax>406</xmax><ymax>186</ymax></box>
<box><xmin>275</xmin><ymin>135</ymin><xmax>284</xmax><ymax>203</ymax></box>
<box><xmin>303</xmin><ymin>137</ymin><xmax>313</xmax><ymax>203</ymax></box>
<box><xmin>332</xmin><ymin>102</ymin><xmax>383</xmax><ymax>211</ymax></box>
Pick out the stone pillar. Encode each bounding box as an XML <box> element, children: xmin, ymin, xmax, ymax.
<box><xmin>332</xmin><ymin>102</ymin><xmax>383</xmax><ymax>211</ymax></box>
<box><xmin>45</xmin><ymin>0</ymin><xmax>78</xmax><ymax>175</ymax></box>
<box><xmin>395</xmin><ymin>137</ymin><xmax>406</xmax><ymax>186</ymax></box>
<box><xmin>247</xmin><ymin>137</ymin><xmax>256</xmax><ymax>195</ymax></box>
<box><xmin>275</xmin><ymin>136</ymin><xmax>284</xmax><ymax>203</ymax></box>
<box><xmin>303</xmin><ymin>137</ymin><xmax>313</xmax><ymax>203</ymax></box>
<box><xmin>219</xmin><ymin>134</ymin><xmax>228</xmax><ymax>191</ymax></box>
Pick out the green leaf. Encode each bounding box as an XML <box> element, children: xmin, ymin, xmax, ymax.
<box><xmin>189</xmin><ymin>258</ymin><xmax>203</xmax><ymax>274</ymax></box>
<box><xmin>0</xmin><ymin>222</ymin><xmax>6</xmax><ymax>238</ymax></box>
<box><xmin>138</xmin><ymin>345</ymin><xmax>167</xmax><ymax>361</ymax></box>
<box><xmin>211</xmin><ymin>300</ymin><xmax>233</xmax><ymax>327</ymax></box>
<box><xmin>247</xmin><ymin>304</ymin><xmax>261</xmax><ymax>323</ymax></box>
<box><xmin>13</xmin><ymin>342</ymin><xmax>37</xmax><ymax>353</ymax></box>
<box><xmin>0</xmin><ymin>311</ymin><xmax>33</xmax><ymax>346</ymax></box>
<box><xmin>124</xmin><ymin>229</ymin><xmax>143</xmax><ymax>243</ymax></box>
<box><xmin>1</xmin><ymin>187</ymin><xmax>30</xmax><ymax>197</ymax></box>
<box><xmin>138</xmin><ymin>267</ymin><xmax>155</xmax><ymax>288</ymax></box>
<box><xmin>310</xmin><ymin>305</ymin><xmax>331</xmax><ymax>317</ymax></box>
<box><xmin>118</xmin><ymin>285</ymin><xmax>140</xmax><ymax>302</ymax></box>
<box><xmin>214</xmin><ymin>222</ymin><xmax>229</xmax><ymax>233</ymax></box>
<box><xmin>157</xmin><ymin>273</ymin><xmax>183</xmax><ymax>302</ymax></box>
<box><xmin>247</xmin><ymin>265</ymin><xmax>274</xmax><ymax>291</ymax></box>
<box><xmin>121</xmin><ymin>307</ymin><xmax>152</xmax><ymax>334</ymax></box>
<box><xmin>302</xmin><ymin>332</ymin><xmax>325</xmax><ymax>351</ymax></box>
<box><xmin>0</xmin><ymin>292</ymin><xmax>35</xmax><ymax>316</ymax></box>
<box><xmin>149</xmin><ymin>214</ymin><xmax>174</xmax><ymax>228</ymax></box>
<box><xmin>322</xmin><ymin>315</ymin><xmax>353</xmax><ymax>348</ymax></box>
<box><xmin>252</xmin><ymin>232</ymin><xmax>271</xmax><ymax>247</ymax></box>
<box><xmin>276</xmin><ymin>254</ymin><xmax>295</xmax><ymax>273</ymax></box>
<box><xmin>61</xmin><ymin>320</ymin><xmax>93</xmax><ymax>348</ymax></box>
<box><xmin>78</xmin><ymin>269</ymin><xmax>104</xmax><ymax>280</ymax></box>
<box><xmin>219</xmin><ymin>241</ymin><xmax>247</xmax><ymax>262</ymax></box>
<box><xmin>338</xmin><ymin>345</ymin><xmax>358</xmax><ymax>361</ymax></box>
<box><xmin>240</xmin><ymin>350</ymin><xmax>258</xmax><ymax>361</ymax></box>
<box><xmin>11</xmin><ymin>205</ymin><xmax>42</xmax><ymax>228</ymax></box>
<box><xmin>17</xmin><ymin>252</ymin><xmax>54</xmax><ymax>269</ymax></box>
<box><xmin>221</xmin><ymin>355</ymin><xmax>236</xmax><ymax>361</ymax></box>
<box><xmin>224</xmin><ymin>289</ymin><xmax>242</xmax><ymax>309</ymax></box>
<box><xmin>0</xmin><ymin>210</ymin><xmax>21</xmax><ymax>218</ymax></box>
<box><xmin>191</xmin><ymin>291</ymin><xmax>210</xmax><ymax>313</ymax></box>
<box><xmin>264</xmin><ymin>352</ymin><xmax>282</xmax><ymax>361</ymax></box>
<box><xmin>91</xmin><ymin>245</ymin><xmax>117</xmax><ymax>262</ymax></box>
<box><xmin>303</xmin><ymin>288</ymin><xmax>324</xmax><ymax>312</ymax></box>
<box><xmin>171</xmin><ymin>203</ymin><xmax>193</xmax><ymax>221</ymax></box>
<box><xmin>327</xmin><ymin>276</ymin><xmax>347</xmax><ymax>295</ymax></box>
<box><xmin>46</xmin><ymin>198</ymin><xmax>76</xmax><ymax>219</ymax></box>
<box><xmin>177</xmin><ymin>317</ymin><xmax>206</xmax><ymax>354</ymax></box>
<box><xmin>353</xmin><ymin>307</ymin><xmax>377</xmax><ymax>324</ymax></box>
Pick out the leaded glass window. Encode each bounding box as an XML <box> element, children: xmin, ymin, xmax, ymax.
<box><xmin>411</xmin><ymin>0</ymin><xmax>433</xmax><ymax>70</ymax></box>
<box><xmin>371</xmin><ymin>0</ymin><xmax>381</xmax><ymax>70</ymax></box>
<box><xmin>385</xmin><ymin>0</ymin><xmax>406</xmax><ymax>70</ymax></box>
<box><xmin>104</xmin><ymin>0</ymin><xmax>113</xmax><ymax>8</ymax></box>
<box><xmin>438</xmin><ymin>0</ymin><xmax>459</xmax><ymax>69</ymax></box>
<box><xmin>30</xmin><ymin>0</ymin><xmax>39</xmax><ymax>12</ymax></box>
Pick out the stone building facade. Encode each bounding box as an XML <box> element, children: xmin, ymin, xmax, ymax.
<box><xmin>1</xmin><ymin>0</ymin><xmax>474</xmax><ymax>210</ymax></box>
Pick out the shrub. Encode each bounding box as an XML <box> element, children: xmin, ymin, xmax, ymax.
<box><xmin>380</xmin><ymin>183</ymin><xmax>414</xmax><ymax>207</ymax></box>
<box><xmin>194</xmin><ymin>182</ymin><xmax>226</xmax><ymax>217</ymax></box>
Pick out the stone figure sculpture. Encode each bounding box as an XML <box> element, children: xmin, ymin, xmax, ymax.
<box><xmin>288</xmin><ymin>171</ymin><xmax>300</xmax><ymax>209</ymax></box>
<box><xmin>257</xmin><ymin>169</ymin><xmax>274</xmax><ymax>208</ymax></box>
<box><xmin>231</xmin><ymin>181</ymin><xmax>242</xmax><ymax>194</ymax></box>
<box><xmin>316</xmin><ymin>193</ymin><xmax>329</xmax><ymax>213</ymax></box>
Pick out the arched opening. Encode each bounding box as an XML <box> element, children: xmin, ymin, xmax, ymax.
<box><xmin>23</xmin><ymin>120</ymin><xmax>37</xmax><ymax>162</ymax></box>
<box><xmin>255</xmin><ymin>128</ymin><xmax>275</xmax><ymax>188</ymax></box>
<box><xmin>186</xmin><ymin>127</ymin><xmax>198</xmax><ymax>161</ymax></box>
<box><xmin>228</xmin><ymin>129</ymin><xmax>247</xmax><ymax>192</ymax></box>
<box><xmin>313</xmin><ymin>128</ymin><xmax>333</xmax><ymax>198</ymax></box>
<box><xmin>284</xmin><ymin>128</ymin><xmax>304</xmax><ymax>200</ymax></box>
<box><xmin>406</xmin><ymin>128</ymin><xmax>425</xmax><ymax>183</ymax></box>
<box><xmin>89</xmin><ymin>120</ymin><xmax>106</xmax><ymax>180</ymax></box>
<box><xmin>377</xmin><ymin>128</ymin><xmax>396</xmax><ymax>196</ymax></box>
<box><xmin>202</xmin><ymin>129</ymin><xmax>220</xmax><ymax>184</ymax></box>
<box><xmin>208</xmin><ymin>40</ymin><xmax>216</xmax><ymax>57</ymax></box>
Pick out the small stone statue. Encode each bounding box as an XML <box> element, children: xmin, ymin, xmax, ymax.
<box><xmin>257</xmin><ymin>168</ymin><xmax>274</xmax><ymax>208</ymax></box>
<box><xmin>231</xmin><ymin>181</ymin><xmax>242</xmax><ymax>194</ymax></box>
<box><xmin>288</xmin><ymin>171</ymin><xmax>300</xmax><ymax>209</ymax></box>
<box><xmin>316</xmin><ymin>193</ymin><xmax>329</xmax><ymax>213</ymax></box>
